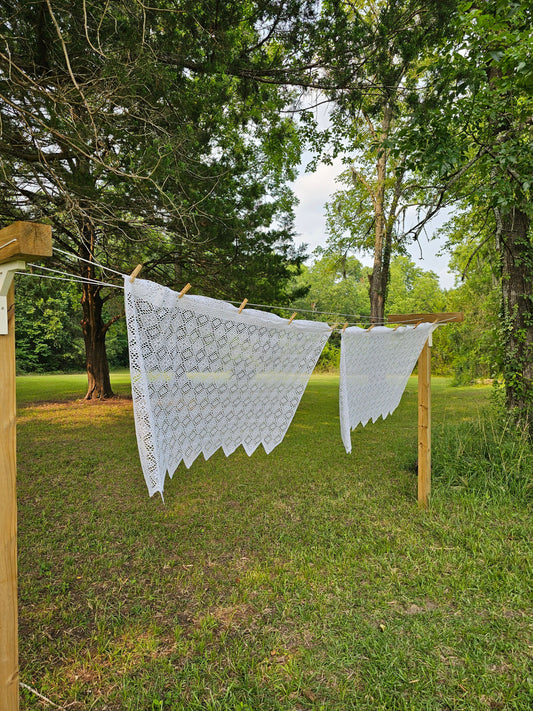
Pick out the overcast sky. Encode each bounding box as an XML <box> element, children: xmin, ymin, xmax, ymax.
<box><xmin>290</xmin><ymin>156</ymin><xmax>457</xmax><ymax>291</ymax></box>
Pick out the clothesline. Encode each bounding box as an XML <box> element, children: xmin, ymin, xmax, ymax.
<box><xmin>25</xmin><ymin>263</ymin><xmax>122</xmax><ymax>290</ymax></box>
<box><xmin>54</xmin><ymin>246</ymin><xmax>127</xmax><ymax>277</ymax></box>
<box><xmin>125</xmin><ymin>277</ymin><xmax>439</xmax><ymax>497</ymax></box>
<box><xmin>15</xmin><ymin>270</ymin><xmax>123</xmax><ymax>289</ymax></box>
<box><xmin>13</xmin><ymin>262</ymin><xmax>458</xmax><ymax>328</ymax></box>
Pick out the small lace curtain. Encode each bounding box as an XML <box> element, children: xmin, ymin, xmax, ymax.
<box><xmin>125</xmin><ymin>278</ymin><xmax>331</xmax><ymax>497</ymax></box>
<box><xmin>339</xmin><ymin>323</ymin><xmax>436</xmax><ymax>453</ymax></box>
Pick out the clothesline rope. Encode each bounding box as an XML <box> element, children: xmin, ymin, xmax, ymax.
<box><xmin>15</xmin><ymin>272</ymin><xmax>124</xmax><ymax>290</ymax></box>
<box><xmin>12</xmin><ymin>268</ymin><xmax>457</xmax><ymax>327</ymax></box>
<box><xmin>14</xmin><ymin>271</ymin><xmax>124</xmax><ymax>289</ymax></box>
<box><xmin>25</xmin><ymin>263</ymin><xmax>123</xmax><ymax>290</ymax></box>
<box><xmin>53</xmin><ymin>246</ymin><xmax>127</xmax><ymax>278</ymax></box>
<box><xmin>226</xmin><ymin>300</ymin><xmax>376</xmax><ymax>322</ymax></box>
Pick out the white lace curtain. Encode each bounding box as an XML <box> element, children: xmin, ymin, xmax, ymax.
<box><xmin>339</xmin><ymin>323</ymin><xmax>435</xmax><ymax>453</ymax></box>
<box><xmin>125</xmin><ymin>278</ymin><xmax>331</xmax><ymax>497</ymax></box>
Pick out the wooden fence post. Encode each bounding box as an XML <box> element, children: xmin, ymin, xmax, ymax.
<box><xmin>0</xmin><ymin>222</ymin><xmax>52</xmax><ymax>711</ymax></box>
<box><xmin>417</xmin><ymin>338</ymin><xmax>432</xmax><ymax>508</ymax></box>
<box><xmin>0</xmin><ymin>277</ymin><xmax>18</xmax><ymax>711</ymax></box>
<box><xmin>387</xmin><ymin>312</ymin><xmax>464</xmax><ymax>508</ymax></box>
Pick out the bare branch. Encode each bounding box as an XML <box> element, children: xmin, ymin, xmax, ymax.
<box><xmin>403</xmin><ymin>147</ymin><xmax>490</xmax><ymax>241</ymax></box>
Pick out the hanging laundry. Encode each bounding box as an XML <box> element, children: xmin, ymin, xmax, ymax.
<box><xmin>124</xmin><ymin>278</ymin><xmax>331</xmax><ymax>497</ymax></box>
<box><xmin>339</xmin><ymin>324</ymin><xmax>436</xmax><ymax>453</ymax></box>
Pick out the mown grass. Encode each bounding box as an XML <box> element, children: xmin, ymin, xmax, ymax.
<box><xmin>16</xmin><ymin>374</ymin><xmax>533</xmax><ymax>710</ymax></box>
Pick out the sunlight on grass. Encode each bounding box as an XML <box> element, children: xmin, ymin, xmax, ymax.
<box><xmin>16</xmin><ymin>373</ymin><xmax>533</xmax><ymax>710</ymax></box>
<box><xmin>16</xmin><ymin>369</ymin><xmax>132</xmax><ymax>405</ymax></box>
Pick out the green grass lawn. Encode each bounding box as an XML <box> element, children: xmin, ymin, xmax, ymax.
<box><xmin>16</xmin><ymin>373</ymin><xmax>533</xmax><ymax>710</ymax></box>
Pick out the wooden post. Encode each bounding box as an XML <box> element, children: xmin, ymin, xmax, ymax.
<box><xmin>0</xmin><ymin>279</ymin><xmax>18</xmax><ymax>711</ymax></box>
<box><xmin>0</xmin><ymin>222</ymin><xmax>52</xmax><ymax>711</ymax></box>
<box><xmin>387</xmin><ymin>313</ymin><xmax>464</xmax><ymax>508</ymax></box>
<box><xmin>417</xmin><ymin>338</ymin><xmax>432</xmax><ymax>508</ymax></box>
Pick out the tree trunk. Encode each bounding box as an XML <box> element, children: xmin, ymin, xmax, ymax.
<box><xmin>498</xmin><ymin>206</ymin><xmax>533</xmax><ymax>429</ymax></box>
<box><xmin>79</xmin><ymin>220</ymin><xmax>114</xmax><ymax>400</ymax></box>
<box><xmin>368</xmin><ymin>104</ymin><xmax>393</xmax><ymax>324</ymax></box>
<box><xmin>81</xmin><ymin>282</ymin><xmax>114</xmax><ymax>400</ymax></box>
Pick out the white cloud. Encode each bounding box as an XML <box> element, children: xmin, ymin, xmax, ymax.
<box><xmin>291</xmin><ymin>159</ymin><xmax>342</xmax><ymax>252</ymax></box>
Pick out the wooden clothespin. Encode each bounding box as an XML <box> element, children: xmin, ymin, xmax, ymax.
<box><xmin>329</xmin><ymin>322</ymin><xmax>338</xmax><ymax>332</ymax></box>
<box><xmin>178</xmin><ymin>283</ymin><xmax>192</xmax><ymax>299</ymax></box>
<box><xmin>238</xmin><ymin>298</ymin><xmax>248</xmax><ymax>314</ymax></box>
<box><xmin>367</xmin><ymin>324</ymin><xmax>376</xmax><ymax>331</ymax></box>
<box><xmin>393</xmin><ymin>324</ymin><xmax>401</xmax><ymax>331</ymax></box>
<box><xmin>413</xmin><ymin>320</ymin><xmax>423</xmax><ymax>329</ymax></box>
<box><xmin>129</xmin><ymin>264</ymin><xmax>143</xmax><ymax>283</ymax></box>
<box><xmin>342</xmin><ymin>322</ymin><xmax>348</xmax><ymax>333</ymax></box>
<box><xmin>288</xmin><ymin>312</ymin><xmax>297</xmax><ymax>325</ymax></box>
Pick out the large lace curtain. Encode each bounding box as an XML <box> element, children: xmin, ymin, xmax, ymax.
<box><xmin>125</xmin><ymin>278</ymin><xmax>331</xmax><ymax>497</ymax></box>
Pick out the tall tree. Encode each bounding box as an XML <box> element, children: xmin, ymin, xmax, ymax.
<box><xmin>0</xmin><ymin>0</ymin><xmax>312</xmax><ymax>397</ymax></box>
<box><xmin>324</xmin><ymin>121</ymin><xmax>416</xmax><ymax>321</ymax></box>
<box><xmin>312</xmin><ymin>0</ymin><xmax>457</xmax><ymax>322</ymax></box>
<box><xmin>401</xmin><ymin>0</ymin><xmax>533</xmax><ymax>427</ymax></box>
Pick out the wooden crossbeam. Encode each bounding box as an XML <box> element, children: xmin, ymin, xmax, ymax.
<box><xmin>387</xmin><ymin>312</ymin><xmax>464</xmax><ymax>325</ymax></box>
<box><xmin>0</xmin><ymin>222</ymin><xmax>52</xmax><ymax>264</ymax></box>
<box><xmin>1</xmin><ymin>222</ymin><xmax>52</xmax><ymax>711</ymax></box>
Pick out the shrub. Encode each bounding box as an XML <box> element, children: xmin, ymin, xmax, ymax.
<box><xmin>314</xmin><ymin>341</ymin><xmax>340</xmax><ymax>372</ymax></box>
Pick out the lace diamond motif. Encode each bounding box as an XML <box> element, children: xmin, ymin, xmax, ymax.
<box><xmin>339</xmin><ymin>324</ymin><xmax>436</xmax><ymax>453</ymax></box>
<box><xmin>125</xmin><ymin>278</ymin><xmax>331</xmax><ymax>497</ymax></box>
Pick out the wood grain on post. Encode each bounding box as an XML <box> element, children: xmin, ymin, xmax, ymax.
<box><xmin>0</xmin><ymin>222</ymin><xmax>52</xmax><ymax>711</ymax></box>
<box><xmin>387</xmin><ymin>311</ymin><xmax>463</xmax><ymax>507</ymax></box>
<box><xmin>0</xmin><ymin>222</ymin><xmax>52</xmax><ymax>262</ymax></box>
<box><xmin>418</xmin><ymin>339</ymin><xmax>432</xmax><ymax>508</ymax></box>
<box><xmin>0</xmin><ymin>282</ymin><xmax>18</xmax><ymax>711</ymax></box>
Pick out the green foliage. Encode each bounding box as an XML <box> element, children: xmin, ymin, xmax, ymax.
<box><xmin>14</xmin><ymin>276</ymin><xmax>129</xmax><ymax>373</ymax></box>
<box><xmin>0</xmin><ymin>0</ymin><xmax>309</xmax><ymax>269</ymax></box>
<box><xmin>314</xmin><ymin>338</ymin><xmax>341</xmax><ymax>373</ymax></box>
<box><xmin>446</xmin><ymin>285</ymin><xmax>501</xmax><ymax>386</ymax></box>
<box><xmin>291</xmin><ymin>252</ymin><xmax>448</xmax><ymax>324</ymax></box>
<box><xmin>396</xmin><ymin>0</ymin><xmax>533</xmax><ymax>420</ymax></box>
<box><xmin>383</xmin><ymin>255</ymin><xmax>457</xmax><ymax>376</ymax></box>
<box><xmin>0</xmin><ymin>1</ymin><xmax>315</xmax><ymax>390</ymax></box>
<box><xmin>386</xmin><ymin>256</ymin><xmax>445</xmax><ymax>315</ymax></box>
<box><xmin>289</xmin><ymin>252</ymin><xmax>370</xmax><ymax>320</ymax></box>
<box><xmin>104</xmin><ymin>315</ymin><xmax>130</xmax><ymax>369</ymax></box>
<box><xmin>15</xmin><ymin>277</ymin><xmax>84</xmax><ymax>373</ymax></box>
<box><xmin>288</xmin><ymin>253</ymin><xmax>370</xmax><ymax>371</ymax></box>
<box><xmin>433</xmin><ymin>410</ymin><xmax>533</xmax><ymax>503</ymax></box>
<box><xmin>316</xmin><ymin>0</ymin><xmax>459</xmax><ymax>319</ymax></box>
<box><xmin>432</xmin><ymin>208</ymin><xmax>503</xmax><ymax>383</ymax></box>
<box><xmin>289</xmin><ymin>252</ymin><xmax>456</xmax><ymax>373</ymax></box>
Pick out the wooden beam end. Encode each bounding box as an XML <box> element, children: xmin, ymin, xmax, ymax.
<box><xmin>0</xmin><ymin>222</ymin><xmax>52</xmax><ymax>264</ymax></box>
